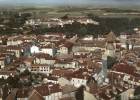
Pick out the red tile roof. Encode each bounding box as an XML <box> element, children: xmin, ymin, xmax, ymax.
<box><xmin>112</xmin><ymin>63</ymin><xmax>136</xmax><ymax>75</ymax></box>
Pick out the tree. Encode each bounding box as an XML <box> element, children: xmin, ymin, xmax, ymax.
<box><xmin>87</xmin><ymin>13</ymin><xmax>100</xmax><ymax>21</ymax></box>
<box><xmin>78</xmin><ymin>27</ymin><xmax>87</xmax><ymax>35</ymax></box>
<box><xmin>107</xmin><ymin>56</ymin><xmax>117</xmax><ymax>69</ymax></box>
<box><xmin>21</xmin><ymin>69</ymin><xmax>31</xmax><ymax>76</ymax></box>
<box><xmin>7</xmin><ymin>75</ymin><xmax>20</xmax><ymax>88</ymax></box>
<box><xmin>61</xmin><ymin>14</ymin><xmax>69</xmax><ymax>20</ymax></box>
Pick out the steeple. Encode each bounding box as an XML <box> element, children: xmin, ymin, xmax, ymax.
<box><xmin>106</xmin><ymin>31</ymin><xmax>116</xmax><ymax>43</ymax></box>
<box><xmin>105</xmin><ymin>31</ymin><xmax>116</xmax><ymax>57</ymax></box>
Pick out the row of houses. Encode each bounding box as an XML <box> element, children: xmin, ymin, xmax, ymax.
<box><xmin>0</xmin><ymin>31</ymin><xmax>140</xmax><ymax>100</ymax></box>
<box><xmin>25</xmin><ymin>16</ymin><xmax>99</xmax><ymax>27</ymax></box>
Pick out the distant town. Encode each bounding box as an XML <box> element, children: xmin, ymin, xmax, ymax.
<box><xmin>0</xmin><ymin>7</ymin><xmax>140</xmax><ymax>100</ymax></box>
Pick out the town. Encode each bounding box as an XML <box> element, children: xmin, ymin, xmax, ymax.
<box><xmin>0</xmin><ymin>7</ymin><xmax>140</xmax><ymax>100</ymax></box>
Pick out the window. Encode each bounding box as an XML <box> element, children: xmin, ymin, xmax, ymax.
<box><xmin>78</xmin><ymin>80</ymin><xmax>79</xmax><ymax>83</ymax></box>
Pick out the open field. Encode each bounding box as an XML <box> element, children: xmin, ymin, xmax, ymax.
<box><xmin>12</xmin><ymin>7</ymin><xmax>140</xmax><ymax>19</ymax></box>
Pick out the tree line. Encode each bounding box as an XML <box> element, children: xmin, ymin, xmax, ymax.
<box><xmin>1</xmin><ymin>12</ymin><xmax>140</xmax><ymax>36</ymax></box>
<box><xmin>41</xmin><ymin>14</ymin><xmax>140</xmax><ymax>36</ymax></box>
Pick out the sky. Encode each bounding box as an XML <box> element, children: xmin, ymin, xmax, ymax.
<box><xmin>0</xmin><ymin>0</ymin><xmax>140</xmax><ymax>7</ymax></box>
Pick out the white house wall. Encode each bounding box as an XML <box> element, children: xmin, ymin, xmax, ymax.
<box><xmin>71</xmin><ymin>78</ymin><xmax>87</xmax><ymax>87</ymax></box>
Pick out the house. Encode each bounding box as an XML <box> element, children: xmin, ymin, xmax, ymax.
<box><xmin>46</xmin><ymin>84</ymin><xmax>62</xmax><ymax>100</ymax></box>
<box><xmin>7</xmin><ymin>36</ymin><xmax>23</xmax><ymax>46</ymax></box>
<box><xmin>58</xmin><ymin>42</ymin><xmax>73</xmax><ymax>55</ymax></box>
<box><xmin>71</xmin><ymin>77</ymin><xmax>87</xmax><ymax>88</ymax></box>
<box><xmin>22</xmin><ymin>57</ymin><xmax>35</xmax><ymax>67</ymax></box>
<box><xmin>0</xmin><ymin>57</ymin><xmax>5</xmax><ymax>69</ymax></box>
<box><xmin>21</xmin><ymin>35</ymin><xmax>36</xmax><ymax>43</ymax></box>
<box><xmin>68</xmin><ymin>68</ymin><xmax>89</xmax><ymax>87</ymax></box>
<box><xmin>133</xmin><ymin>40</ymin><xmax>140</xmax><ymax>49</ymax></box>
<box><xmin>7</xmin><ymin>35</ymin><xmax>29</xmax><ymax>45</ymax></box>
<box><xmin>73</xmin><ymin>49</ymin><xmax>90</xmax><ymax>56</ymax></box>
<box><xmin>43</xmin><ymin>76</ymin><xmax>58</xmax><ymax>84</ymax></box>
<box><xmin>16</xmin><ymin>83</ymin><xmax>62</xmax><ymax>100</ymax></box>
<box><xmin>28</xmin><ymin>89</ymin><xmax>45</xmax><ymax>100</ymax></box>
<box><xmin>120</xmin><ymin>32</ymin><xmax>129</xmax><ymax>40</ymax></box>
<box><xmin>6</xmin><ymin>89</ymin><xmax>18</xmax><ymax>100</ymax></box>
<box><xmin>84</xmin><ymin>90</ymin><xmax>97</xmax><ymax>100</ymax></box>
<box><xmin>54</xmin><ymin>59</ymin><xmax>78</xmax><ymax>69</ymax></box>
<box><xmin>112</xmin><ymin>62</ymin><xmax>137</xmax><ymax>75</ymax></box>
<box><xmin>72</xmin><ymin>39</ymin><xmax>105</xmax><ymax>53</ymax></box>
<box><xmin>58</xmin><ymin>77</ymin><xmax>71</xmax><ymax>86</ymax></box>
<box><xmin>37</xmin><ymin>35</ymin><xmax>62</xmax><ymax>43</ymax></box>
<box><xmin>30</xmin><ymin>45</ymin><xmax>40</xmax><ymax>54</ymax></box>
<box><xmin>25</xmin><ymin>19</ymin><xmax>41</xmax><ymax>26</ymax></box>
<box><xmin>0</xmin><ymin>52</ymin><xmax>13</xmax><ymax>69</ymax></box>
<box><xmin>31</xmin><ymin>64</ymin><xmax>51</xmax><ymax>75</ymax></box>
<box><xmin>40</xmin><ymin>44</ymin><xmax>56</xmax><ymax>56</ymax></box>
<box><xmin>33</xmin><ymin>53</ymin><xmax>56</xmax><ymax>65</ymax></box>
<box><xmin>0</xmin><ymin>71</ymin><xmax>16</xmax><ymax>79</ymax></box>
<box><xmin>81</xmin><ymin>35</ymin><xmax>94</xmax><ymax>41</ymax></box>
<box><xmin>0</xmin><ymin>37</ymin><xmax>3</xmax><ymax>45</ymax></box>
<box><xmin>6</xmin><ymin>46</ymin><xmax>23</xmax><ymax>58</ymax></box>
<box><xmin>61</xmin><ymin>84</ymin><xmax>77</xmax><ymax>100</ymax></box>
<box><xmin>75</xmin><ymin>17</ymin><xmax>99</xmax><ymax>25</ymax></box>
<box><xmin>52</xmin><ymin>68</ymin><xmax>74</xmax><ymax>77</ymax></box>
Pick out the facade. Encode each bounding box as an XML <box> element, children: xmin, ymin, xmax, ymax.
<box><xmin>0</xmin><ymin>58</ymin><xmax>5</xmax><ymax>69</ymax></box>
<box><xmin>30</xmin><ymin>45</ymin><xmax>40</xmax><ymax>54</ymax></box>
<box><xmin>31</xmin><ymin>64</ymin><xmax>51</xmax><ymax>75</ymax></box>
<box><xmin>71</xmin><ymin>78</ymin><xmax>87</xmax><ymax>87</ymax></box>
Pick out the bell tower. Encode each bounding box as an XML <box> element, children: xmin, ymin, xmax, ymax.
<box><xmin>102</xmin><ymin>31</ymin><xmax>116</xmax><ymax>79</ymax></box>
<box><xmin>105</xmin><ymin>31</ymin><xmax>116</xmax><ymax>58</ymax></box>
<box><xmin>96</xmin><ymin>31</ymin><xmax>116</xmax><ymax>85</ymax></box>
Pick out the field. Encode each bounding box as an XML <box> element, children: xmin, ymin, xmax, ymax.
<box><xmin>14</xmin><ymin>6</ymin><xmax>140</xmax><ymax>19</ymax></box>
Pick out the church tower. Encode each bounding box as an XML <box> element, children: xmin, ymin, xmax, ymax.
<box><xmin>101</xmin><ymin>31</ymin><xmax>116</xmax><ymax>81</ymax></box>
<box><xmin>105</xmin><ymin>31</ymin><xmax>116</xmax><ymax>58</ymax></box>
<box><xmin>102</xmin><ymin>52</ymin><xmax>108</xmax><ymax>78</ymax></box>
<box><xmin>94</xmin><ymin>31</ymin><xmax>117</xmax><ymax>85</ymax></box>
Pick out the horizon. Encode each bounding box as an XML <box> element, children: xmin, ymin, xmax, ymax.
<box><xmin>0</xmin><ymin>0</ymin><xmax>140</xmax><ymax>8</ymax></box>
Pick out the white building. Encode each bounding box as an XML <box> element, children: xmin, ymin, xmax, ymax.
<box><xmin>40</xmin><ymin>47</ymin><xmax>56</xmax><ymax>56</ymax></box>
<box><xmin>31</xmin><ymin>64</ymin><xmax>51</xmax><ymax>75</ymax></box>
<box><xmin>0</xmin><ymin>58</ymin><xmax>5</xmax><ymax>69</ymax></box>
<box><xmin>30</xmin><ymin>45</ymin><xmax>40</xmax><ymax>54</ymax></box>
<box><xmin>71</xmin><ymin>77</ymin><xmax>87</xmax><ymax>87</ymax></box>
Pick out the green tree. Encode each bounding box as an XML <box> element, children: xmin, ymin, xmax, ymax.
<box><xmin>78</xmin><ymin>27</ymin><xmax>87</xmax><ymax>35</ymax></box>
